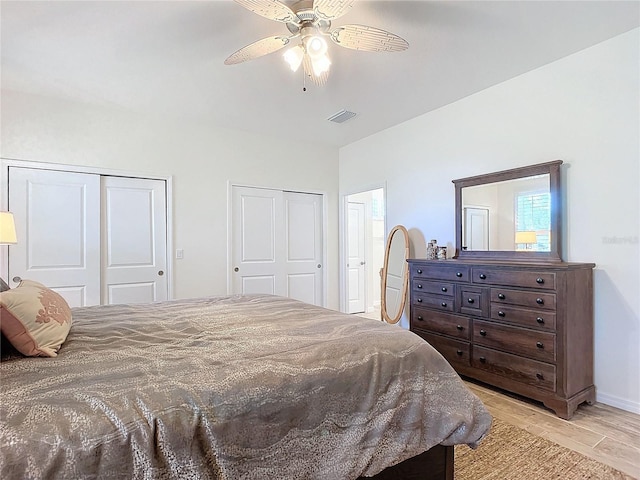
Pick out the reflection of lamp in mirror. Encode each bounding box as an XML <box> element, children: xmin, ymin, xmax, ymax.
<box><xmin>515</xmin><ymin>231</ymin><xmax>537</xmax><ymax>251</ymax></box>
<box><xmin>0</xmin><ymin>211</ymin><xmax>17</xmax><ymax>292</ymax></box>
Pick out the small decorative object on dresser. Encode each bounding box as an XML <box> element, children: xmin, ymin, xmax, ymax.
<box><xmin>408</xmin><ymin>161</ymin><xmax>596</xmax><ymax>420</ymax></box>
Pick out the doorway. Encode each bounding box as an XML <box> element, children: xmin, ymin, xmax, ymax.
<box><xmin>344</xmin><ymin>188</ymin><xmax>385</xmax><ymax>315</ymax></box>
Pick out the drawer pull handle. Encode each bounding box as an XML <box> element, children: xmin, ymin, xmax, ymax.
<box><xmin>480</xmin><ymin>330</ymin><xmax>487</xmax><ymax>336</ymax></box>
<box><xmin>441</xmin><ymin>287</ymin><xmax>448</xmax><ymax>292</ymax></box>
<box><xmin>479</xmin><ymin>356</ymin><xmax>486</xmax><ymax>363</ymax></box>
<box><xmin>417</xmin><ymin>284</ymin><xmax>423</xmax><ymax>289</ymax></box>
<box><xmin>536</xmin><ymin>277</ymin><xmax>544</xmax><ymax>284</ymax></box>
<box><xmin>456</xmin><ymin>325</ymin><xmax>463</xmax><ymax>331</ymax></box>
<box><xmin>498</xmin><ymin>293</ymin><xmax>505</xmax><ymax>300</ymax></box>
<box><xmin>536</xmin><ymin>298</ymin><xmax>544</xmax><ymax>305</ymax></box>
<box><xmin>479</xmin><ymin>274</ymin><xmax>487</xmax><ymax>280</ymax></box>
<box><xmin>441</xmin><ymin>302</ymin><xmax>447</xmax><ymax>308</ymax></box>
<box><xmin>417</xmin><ymin>269</ymin><xmax>423</xmax><ymax>274</ymax></box>
<box><xmin>417</xmin><ymin>316</ymin><xmax>423</xmax><ymax>321</ymax></box>
<box><xmin>417</xmin><ymin>298</ymin><xmax>423</xmax><ymax>303</ymax></box>
<box><xmin>456</xmin><ymin>272</ymin><xmax>463</xmax><ymax>278</ymax></box>
<box><xmin>467</xmin><ymin>298</ymin><xmax>475</xmax><ymax>304</ymax></box>
<box><xmin>498</xmin><ymin>311</ymin><xmax>505</xmax><ymax>317</ymax></box>
<box><xmin>456</xmin><ymin>350</ymin><xmax>463</xmax><ymax>356</ymax></box>
<box><xmin>536</xmin><ymin>342</ymin><xmax>544</xmax><ymax>349</ymax></box>
<box><xmin>536</xmin><ymin>373</ymin><xmax>544</xmax><ymax>380</ymax></box>
<box><xmin>536</xmin><ymin>317</ymin><xmax>545</xmax><ymax>324</ymax></box>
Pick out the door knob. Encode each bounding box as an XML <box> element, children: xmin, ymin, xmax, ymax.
<box><xmin>360</xmin><ymin>261</ymin><xmax>365</xmax><ymax>265</ymax></box>
<box><xmin>12</xmin><ymin>276</ymin><xmax>22</xmax><ymax>283</ymax></box>
<box><xmin>158</xmin><ymin>270</ymin><xmax>164</xmax><ymax>276</ymax></box>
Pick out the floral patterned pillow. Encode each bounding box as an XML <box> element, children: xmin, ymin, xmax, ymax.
<box><xmin>0</xmin><ymin>280</ymin><xmax>73</xmax><ymax>357</ymax></box>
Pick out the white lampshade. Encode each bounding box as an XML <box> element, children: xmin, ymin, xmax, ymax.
<box><xmin>0</xmin><ymin>212</ymin><xmax>17</xmax><ymax>244</ymax></box>
<box><xmin>311</xmin><ymin>53</ymin><xmax>331</xmax><ymax>76</ymax></box>
<box><xmin>283</xmin><ymin>45</ymin><xmax>304</xmax><ymax>72</ymax></box>
<box><xmin>306</xmin><ymin>35</ymin><xmax>327</xmax><ymax>57</ymax></box>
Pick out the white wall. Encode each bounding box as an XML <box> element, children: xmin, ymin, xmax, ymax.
<box><xmin>0</xmin><ymin>89</ymin><xmax>341</xmax><ymax>309</ymax></box>
<box><xmin>339</xmin><ymin>29</ymin><xmax>640</xmax><ymax>413</ymax></box>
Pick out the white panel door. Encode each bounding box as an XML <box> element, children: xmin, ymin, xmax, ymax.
<box><xmin>8</xmin><ymin>167</ymin><xmax>101</xmax><ymax>307</ymax></box>
<box><xmin>347</xmin><ymin>202</ymin><xmax>366</xmax><ymax>313</ymax></box>
<box><xmin>102</xmin><ymin>176</ymin><xmax>168</xmax><ymax>304</ymax></box>
<box><xmin>464</xmin><ymin>207</ymin><xmax>490</xmax><ymax>251</ymax></box>
<box><xmin>232</xmin><ymin>186</ymin><xmax>284</xmax><ymax>296</ymax></box>
<box><xmin>283</xmin><ymin>191</ymin><xmax>323</xmax><ymax>306</ymax></box>
<box><xmin>231</xmin><ymin>186</ymin><xmax>324</xmax><ymax>306</ymax></box>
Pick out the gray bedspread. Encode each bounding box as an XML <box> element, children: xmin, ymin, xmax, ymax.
<box><xmin>1</xmin><ymin>294</ymin><xmax>491</xmax><ymax>479</ymax></box>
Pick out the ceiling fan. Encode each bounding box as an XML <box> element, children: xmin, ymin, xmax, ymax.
<box><xmin>224</xmin><ymin>0</ymin><xmax>409</xmax><ymax>86</ymax></box>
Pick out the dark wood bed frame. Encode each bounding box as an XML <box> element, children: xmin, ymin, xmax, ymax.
<box><xmin>359</xmin><ymin>445</ymin><xmax>454</xmax><ymax>480</ymax></box>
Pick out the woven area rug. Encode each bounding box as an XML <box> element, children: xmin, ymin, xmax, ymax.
<box><xmin>454</xmin><ymin>418</ymin><xmax>636</xmax><ymax>480</ymax></box>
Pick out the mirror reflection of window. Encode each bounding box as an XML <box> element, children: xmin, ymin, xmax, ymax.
<box><xmin>515</xmin><ymin>191</ymin><xmax>551</xmax><ymax>251</ymax></box>
<box><xmin>461</xmin><ymin>173</ymin><xmax>551</xmax><ymax>252</ymax></box>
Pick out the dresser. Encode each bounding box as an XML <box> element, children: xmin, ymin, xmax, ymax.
<box><xmin>408</xmin><ymin>259</ymin><xmax>595</xmax><ymax>419</ymax></box>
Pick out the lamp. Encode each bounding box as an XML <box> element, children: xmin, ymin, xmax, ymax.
<box><xmin>283</xmin><ymin>45</ymin><xmax>304</xmax><ymax>72</ymax></box>
<box><xmin>515</xmin><ymin>231</ymin><xmax>537</xmax><ymax>251</ymax></box>
<box><xmin>286</xmin><ymin>27</ymin><xmax>331</xmax><ymax>79</ymax></box>
<box><xmin>0</xmin><ymin>211</ymin><xmax>17</xmax><ymax>292</ymax></box>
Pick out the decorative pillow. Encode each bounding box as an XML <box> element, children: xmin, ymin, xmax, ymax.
<box><xmin>0</xmin><ymin>280</ymin><xmax>73</xmax><ymax>357</ymax></box>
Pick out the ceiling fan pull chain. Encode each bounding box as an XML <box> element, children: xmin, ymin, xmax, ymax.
<box><xmin>302</xmin><ymin>68</ymin><xmax>307</xmax><ymax>92</ymax></box>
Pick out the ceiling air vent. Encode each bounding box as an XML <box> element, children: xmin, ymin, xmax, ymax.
<box><xmin>327</xmin><ymin>109</ymin><xmax>356</xmax><ymax>124</ymax></box>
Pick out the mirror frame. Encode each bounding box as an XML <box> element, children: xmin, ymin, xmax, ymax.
<box><xmin>381</xmin><ymin>225</ymin><xmax>410</xmax><ymax>324</ymax></box>
<box><xmin>453</xmin><ymin>160</ymin><xmax>563</xmax><ymax>262</ymax></box>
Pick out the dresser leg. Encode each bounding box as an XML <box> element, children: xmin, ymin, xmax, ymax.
<box><xmin>543</xmin><ymin>386</ymin><xmax>596</xmax><ymax>420</ymax></box>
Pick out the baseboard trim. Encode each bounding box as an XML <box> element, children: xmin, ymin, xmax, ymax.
<box><xmin>596</xmin><ymin>391</ymin><xmax>640</xmax><ymax>414</ymax></box>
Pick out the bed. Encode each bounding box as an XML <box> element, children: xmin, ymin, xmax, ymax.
<box><xmin>1</xmin><ymin>293</ymin><xmax>491</xmax><ymax>479</ymax></box>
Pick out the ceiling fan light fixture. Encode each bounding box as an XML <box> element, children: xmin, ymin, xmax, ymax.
<box><xmin>311</xmin><ymin>53</ymin><xmax>331</xmax><ymax>76</ymax></box>
<box><xmin>305</xmin><ymin>35</ymin><xmax>328</xmax><ymax>58</ymax></box>
<box><xmin>283</xmin><ymin>45</ymin><xmax>304</xmax><ymax>72</ymax></box>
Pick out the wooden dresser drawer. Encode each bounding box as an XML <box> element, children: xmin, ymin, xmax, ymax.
<box><xmin>413</xmin><ymin>293</ymin><xmax>454</xmax><ymax>312</ymax></box>
<box><xmin>490</xmin><ymin>305</ymin><xmax>556</xmax><ymax>330</ymax></box>
<box><xmin>411</xmin><ymin>308</ymin><xmax>470</xmax><ymax>340</ymax></box>
<box><xmin>472</xmin><ymin>346</ymin><xmax>556</xmax><ymax>392</ymax></box>
<box><xmin>471</xmin><ymin>268</ymin><xmax>556</xmax><ymax>290</ymax></box>
<box><xmin>459</xmin><ymin>286</ymin><xmax>489</xmax><ymax>317</ymax></box>
<box><xmin>473</xmin><ymin>319</ymin><xmax>556</xmax><ymax>363</ymax></box>
<box><xmin>491</xmin><ymin>288</ymin><xmax>557</xmax><ymax>310</ymax></box>
<box><xmin>412</xmin><ymin>264</ymin><xmax>470</xmax><ymax>282</ymax></box>
<box><xmin>413</xmin><ymin>280</ymin><xmax>454</xmax><ymax>296</ymax></box>
<box><xmin>414</xmin><ymin>331</ymin><xmax>471</xmax><ymax>368</ymax></box>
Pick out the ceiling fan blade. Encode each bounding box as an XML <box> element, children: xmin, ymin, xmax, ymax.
<box><xmin>303</xmin><ymin>54</ymin><xmax>330</xmax><ymax>87</ymax></box>
<box><xmin>224</xmin><ymin>36</ymin><xmax>292</xmax><ymax>65</ymax></box>
<box><xmin>313</xmin><ymin>0</ymin><xmax>355</xmax><ymax>21</ymax></box>
<box><xmin>233</xmin><ymin>0</ymin><xmax>299</xmax><ymax>23</ymax></box>
<box><xmin>329</xmin><ymin>24</ymin><xmax>409</xmax><ymax>52</ymax></box>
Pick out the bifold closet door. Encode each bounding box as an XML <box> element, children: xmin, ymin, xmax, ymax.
<box><xmin>231</xmin><ymin>186</ymin><xmax>323</xmax><ymax>306</ymax></box>
<box><xmin>102</xmin><ymin>176</ymin><xmax>167</xmax><ymax>304</ymax></box>
<box><xmin>8</xmin><ymin>167</ymin><xmax>102</xmax><ymax>306</ymax></box>
<box><xmin>8</xmin><ymin>167</ymin><xmax>168</xmax><ymax>307</ymax></box>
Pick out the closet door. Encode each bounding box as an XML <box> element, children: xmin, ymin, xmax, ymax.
<box><xmin>231</xmin><ymin>186</ymin><xmax>285</xmax><ymax>296</ymax></box>
<box><xmin>8</xmin><ymin>167</ymin><xmax>101</xmax><ymax>307</ymax></box>
<box><xmin>231</xmin><ymin>186</ymin><xmax>324</xmax><ymax>306</ymax></box>
<box><xmin>283</xmin><ymin>191</ymin><xmax>323</xmax><ymax>306</ymax></box>
<box><xmin>102</xmin><ymin>176</ymin><xmax>168</xmax><ymax>304</ymax></box>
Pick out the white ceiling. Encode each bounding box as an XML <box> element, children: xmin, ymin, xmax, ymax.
<box><xmin>2</xmin><ymin>1</ymin><xmax>638</xmax><ymax>148</ymax></box>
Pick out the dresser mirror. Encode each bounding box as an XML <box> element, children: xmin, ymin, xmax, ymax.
<box><xmin>381</xmin><ymin>225</ymin><xmax>410</xmax><ymax>324</ymax></box>
<box><xmin>453</xmin><ymin>160</ymin><xmax>563</xmax><ymax>262</ymax></box>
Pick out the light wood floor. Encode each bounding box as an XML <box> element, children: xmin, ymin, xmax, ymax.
<box><xmin>464</xmin><ymin>379</ymin><xmax>640</xmax><ymax>479</ymax></box>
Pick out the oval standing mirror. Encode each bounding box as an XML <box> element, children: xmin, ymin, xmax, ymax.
<box><xmin>381</xmin><ymin>225</ymin><xmax>410</xmax><ymax>324</ymax></box>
